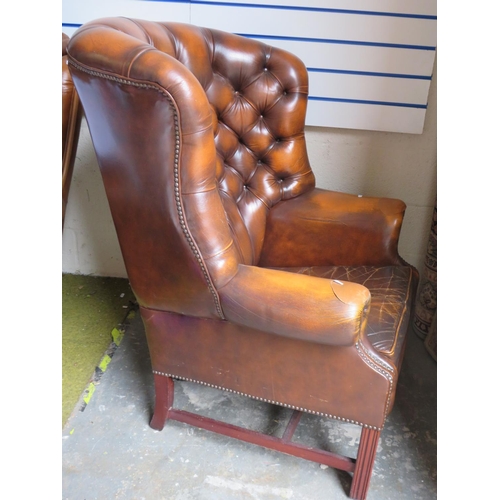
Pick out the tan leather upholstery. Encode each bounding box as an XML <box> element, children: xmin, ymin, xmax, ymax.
<box><xmin>67</xmin><ymin>17</ymin><xmax>418</xmax><ymax>497</ymax></box>
<box><xmin>62</xmin><ymin>33</ymin><xmax>82</xmax><ymax>228</ymax></box>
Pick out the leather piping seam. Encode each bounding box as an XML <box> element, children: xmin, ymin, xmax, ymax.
<box><xmin>355</xmin><ymin>341</ymin><xmax>393</xmax><ymax>420</ymax></box>
<box><xmin>172</xmin><ymin>105</ymin><xmax>226</xmax><ymax>320</ymax></box>
<box><xmin>152</xmin><ymin>370</ymin><xmax>382</xmax><ymax>431</ymax></box>
<box><xmin>218</xmin><ymin>192</ymin><xmax>248</xmax><ymax>263</ymax></box>
<box><xmin>203</xmin><ymin>239</ymin><xmax>236</xmax><ymax>262</ymax></box>
<box><xmin>357</xmin><ymin>340</ymin><xmax>394</xmax><ymax>373</ymax></box>
<box><xmin>67</xmin><ymin>59</ymin><xmax>225</xmax><ymax>320</ymax></box>
<box><xmin>127</xmin><ymin>18</ymin><xmax>153</xmax><ymax>45</ymax></box>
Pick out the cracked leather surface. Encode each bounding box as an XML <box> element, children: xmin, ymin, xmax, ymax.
<box><xmin>271</xmin><ymin>265</ymin><xmax>413</xmax><ymax>361</ymax></box>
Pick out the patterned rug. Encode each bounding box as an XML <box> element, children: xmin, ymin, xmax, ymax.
<box><xmin>412</xmin><ymin>205</ymin><xmax>437</xmax><ymax>360</ymax></box>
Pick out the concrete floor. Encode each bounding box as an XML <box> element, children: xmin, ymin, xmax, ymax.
<box><xmin>62</xmin><ymin>310</ymin><xmax>437</xmax><ymax>500</ymax></box>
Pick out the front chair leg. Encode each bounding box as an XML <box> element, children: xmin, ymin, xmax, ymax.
<box><xmin>150</xmin><ymin>374</ymin><xmax>174</xmax><ymax>431</ymax></box>
<box><xmin>350</xmin><ymin>427</ymin><xmax>380</xmax><ymax>500</ymax></box>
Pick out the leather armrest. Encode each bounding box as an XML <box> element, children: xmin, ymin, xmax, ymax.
<box><xmin>259</xmin><ymin>188</ymin><xmax>407</xmax><ymax>267</ymax></box>
<box><xmin>218</xmin><ymin>264</ymin><xmax>370</xmax><ymax>346</ymax></box>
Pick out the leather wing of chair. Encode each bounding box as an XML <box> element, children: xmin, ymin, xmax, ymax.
<box><xmin>62</xmin><ymin>33</ymin><xmax>82</xmax><ymax>229</ymax></box>
<box><xmin>67</xmin><ymin>18</ymin><xmax>418</xmax><ymax>500</ymax></box>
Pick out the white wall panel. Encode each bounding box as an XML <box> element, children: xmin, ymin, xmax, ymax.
<box><xmin>309</xmin><ymin>72</ymin><xmax>431</xmax><ymax>106</ymax></box>
<box><xmin>190</xmin><ymin>1</ymin><xmax>436</xmax><ymax>132</ymax></box>
<box><xmin>306</xmin><ymin>99</ymin><xmax>427</xmax><ymax>134</ymax></box>
<box><xmin>254</xmin><ymin>38</ymin><xmax>436</xmax><ymax>76</ymax></box>
<box><xmin>62</xmin><ymin>0</ymin><xmax>437</xmax><ymax>133</ymax></box>
<box><xmin>191</xmin><ymin>5</ymin><xmax>436</xmax><ymax>47</ymax></box>
<box><xmin>62</xmin><ymin>0</ymin><xmax>190</xmax><ymax>35</ymax></box>
<box><xmin>198</xmin><ymin>0</ymin><xmax>437</xmax><ymax>17</ymax></box>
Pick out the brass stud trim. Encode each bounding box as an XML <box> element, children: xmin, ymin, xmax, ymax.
<box><xmin>355</xmin><ymin>341</ymin><xmax>394</xmax><ymax>420</ymax></box>
<box><xmin>153</xmin><ymin>370</ymin><xmax>382</xmax><ymax>431</ymax></box>
<box><xmin>358</xmin><ymin>340</ymin><xmax>394</xmax><ymax>373</ymax></box>
<box><xmin>67</xmin><ymin>59</ymin><xmax>225</xmax><ymax>319</ymax></box>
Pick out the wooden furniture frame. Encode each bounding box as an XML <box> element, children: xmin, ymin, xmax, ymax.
<box><xmin>151</xmin><ymin>374</ymin><xmax>379</xmax><ymax>499</ymax></box>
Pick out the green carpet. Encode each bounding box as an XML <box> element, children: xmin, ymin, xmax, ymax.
<box><xmin>62</xmin><ymin>274</ymin><xmax>136</xmax><ymax>427</ymax></box>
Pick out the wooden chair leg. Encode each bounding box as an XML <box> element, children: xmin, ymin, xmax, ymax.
<box><xmin>150</xmin><ymin>374</ymin><xmax>174</xmax><ymax>431</ymax></box>
<box><xmin>350</xmin><ymin>427</ymin><xmax>380</xmax><ymax>500</ymax></box>
<box><xmin>149</xmin><ymin>375</ymin><xmax>379</xmax><ymax>499</ymax></box>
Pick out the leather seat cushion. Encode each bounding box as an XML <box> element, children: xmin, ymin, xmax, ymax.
<box><xmin>269</xmin><ymin>265</ymin><xmax>413</xmax><ymax>362</ymax></box>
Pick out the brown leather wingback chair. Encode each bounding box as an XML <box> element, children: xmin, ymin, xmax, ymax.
<box><xmin>62</xmin><ymin>33</ymin><xmax>82</xmax><ymax>228</ymax></box>
<box><xmin>67</xmin><ymin>18</ymin><xmax>418</xmax><ymax>499</ymax></box>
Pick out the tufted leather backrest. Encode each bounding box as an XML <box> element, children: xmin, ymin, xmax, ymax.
<box><xmin>126</xmin><ymin>19</ymin><xmax>316</xmax><ymax>263</ymax></box>
<box><xmin>68</xmin><ymin>18</ymin><xmax>315</xmax><ymax>317</ymax></box>
<box><xmin>199</xmin><ymin>27</ymin><xmax>316</xmax><ymax>264</ymax></box>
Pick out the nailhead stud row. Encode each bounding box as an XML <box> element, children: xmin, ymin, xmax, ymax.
<box><xmin>153</xmin><ymin>370</ymin><xmax>382</xmax><ymax>431</ymax></box>
<box><xmin>355</xmin><ymin>341</ymin><xmax>394</xmax><ymax>420</ymax></box>
<box><xmin>68</xmin><ymin>60</ymin><xmax>225</xmax><ymax>320</ymax></box>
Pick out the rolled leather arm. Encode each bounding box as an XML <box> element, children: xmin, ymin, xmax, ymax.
<box><xmin>218</xmin><ymin>264</ymin><xmax>371</xmax><ymax>346</ymax></box>
<box><xmin>259</xmin><ymin>188</ymin><xmax>407</xmax><ymax>267</ymax></box>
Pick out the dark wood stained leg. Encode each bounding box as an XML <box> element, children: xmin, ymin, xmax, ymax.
<box><xmin>148</xmin><ymin>376</ymin><xmax>380</xmax><ymax>498</ymax></box>
<box><xmin>350</xmin><ymin>427</ymin><xmax>380</xmax><ymax>500</ymax></box>
<box><xmin>281</xmin><ymin>410</ymin><xmax>302</xmax><ymax>442</ymax></box>
<box><xmin>150</xmin><ymin>374</ymin><xmax>174</xmax><ymax>431</ymax></box>
<box><xmin>167</xmin><ymin>408</ymin><xmax>356</xmax><ymax>473</ymax></box>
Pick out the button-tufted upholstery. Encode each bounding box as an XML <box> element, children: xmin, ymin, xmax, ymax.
<box><xmin>67</xmin><ymin>17</ymin><xmax>418</xmax><ymax>500</ymax></box>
